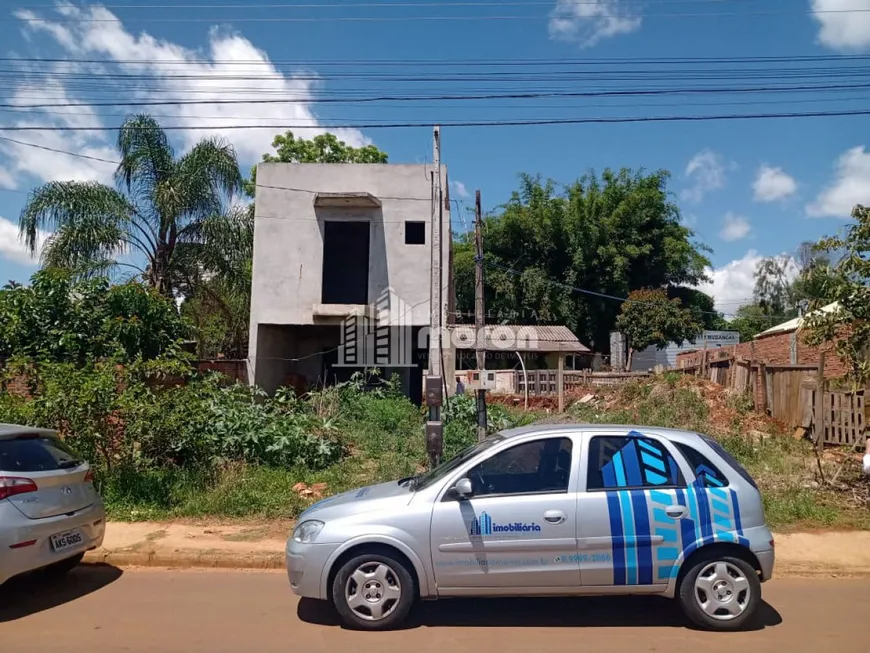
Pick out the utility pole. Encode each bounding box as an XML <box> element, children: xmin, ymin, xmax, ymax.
<box><xmin>474</xmin><ymin>190</ymin><xmax>488</xmax><ymax>441</ymax></box>
<box><xmin>425</xmin><ymin>126</ymin><xmax>444</xmax><ymax>467</ymax></box>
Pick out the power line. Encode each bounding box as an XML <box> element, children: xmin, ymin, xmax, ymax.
<box><xmin>0</xmin><ymin>135</ymin><xmax>118</xmax><ymax>164</ymax></box>
<box><xmin>2</xmin><ymin>107</ymin><xmax>870</xmax><ymax>132</ymax></box>
<box><xmin>10</xmin><ymin>8</ymin><xmax>870</xmax><ymax>22</ymax></box>
<box><xmin>6</xmin><ymin>81</ymin><xmax>870</xmax><ymax>109</ymax></box>
<box><xmin>484</xmin><ymin>260</ymin><xmax>795</xmax><ymax>320</ymax></box>
<box><xmin>9</xmin><ymin>0</ymin><xmax>770</xmax><ymax>8</ymax></box>
<box><xmin>5</xmin><ymin>54</ymin><xmax>870</xmax><ymax>66</ymax></box>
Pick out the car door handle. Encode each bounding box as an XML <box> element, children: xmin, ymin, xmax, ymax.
<box><xmin>665</xmin><ymin>505</ymin><xmax>688</xmax><ymax>519</ymax></box>
<box><xmin>543</xmin><ymin>510</ymin><xmax>567</xmax><ymax>524</ymax></box>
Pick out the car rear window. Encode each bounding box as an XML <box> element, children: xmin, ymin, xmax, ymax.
<box><xmin>0</xmin><ymin>435</ymin><xmax>82</xmax><ymax>473</ymax></box>
<box><xmin>700</xmin><ymin>435</ymin><xmax>758</xmax><ymax>490</ymax></box>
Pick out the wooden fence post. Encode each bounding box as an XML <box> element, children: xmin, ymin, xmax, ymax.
<box><xmin>759</xmin><ymin>362</ymin><xmax>769</xmax><ymax>415</ymax></box>
<box><xmin>815</xmin><ymin>351</ymin><xmax>827</xmax><ymax>453</ymax></box>
<box><xmin>557</xmin><ymin>353</ymin><xmax>565</xmax><ymax>413</ymax></box>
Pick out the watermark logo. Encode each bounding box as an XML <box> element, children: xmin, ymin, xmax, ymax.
<box><xmin>469</xmin><ymin>512</ymin><xmax>542</xmax><ymax>537</ymax></box>
<box><xmin>337</xmin><ymin>287</ymin><xmax>542</xmax><ymax>369</ymax></box>
<box><xmin>337</xmin><ymin>286</ymin><xmax>413</xmax><ymax>368</ymax></box>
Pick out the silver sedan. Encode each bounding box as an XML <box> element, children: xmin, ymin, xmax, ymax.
<box><xmin>0</xmin><ymin>423</ymin><xmax>106</xmax><ymax>586</ymax></box>
<box><xmin>286</xmin><ymin>424</ymin><xmax>775</xmax><ymax>632</ymax></box>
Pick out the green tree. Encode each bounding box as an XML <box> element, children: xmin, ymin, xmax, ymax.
<box><xmin>243</xmin><ymin>131</ymin><xmax>388</xmax><ymax>197</ymax></box>
<box><xmin>0</xmin><ymin>269</ymin><xmax>188</xmax><ymax>364</ymax></box>
<box><xmin>453</xmin><ymin>170</ymin><xmax>710</xmax><ymax>350</ymax></box>
<box><xmin>18</xmin><ymin>114</ymin><xmax>242</xmax><ymax>296</ymax></box>
<box><xmin>174</xmin><ymin>206</ymin><xmax>254</xmax><ymax>358</ymax></box>
<box><xmin>727</xmin><ymin>303</ymin><xmax>776</xmax><ymax>343</ymax></box>
<box><xmin>803</xmin><ymin>204</ymin><xmax>870</xmax><ymax>386</ymax></box>
<box><xmin>615</xmin><ymin>288</ymin><xmax>703</xmax><ymax>370</ymax></box>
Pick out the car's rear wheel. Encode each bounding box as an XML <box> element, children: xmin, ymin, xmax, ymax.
<box><xmin>678</xmin><ymin>555</ymin><xmax>761</xmax><ymax>631</ymax></box>
<box><xmin>43</xmin><ymin>552</ymin><xmax>85</xmax><ymax>579</ymax></box>
<box><xmin>331</xmin><ymin>553</ymin><xmax>414</xmax><ymax>630</ymax></box>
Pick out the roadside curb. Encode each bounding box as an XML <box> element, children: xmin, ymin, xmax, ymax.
<box><xmin>84</xmin><ymin>549</ymin><xmax>285</xmax><ymax>570</ymax></box>
<box><xmin>82</xmin><ymin>549</ymin><xmax>870</xmax><ymax>579</ymax></box>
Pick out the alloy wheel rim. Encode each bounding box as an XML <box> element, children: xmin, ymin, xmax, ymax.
<box><xmin>693</xmin><ymin>560</ymin><xmax>752</xmax><ymax>621</ymax></box>
<box><xmin>345</xmin><ymin>561</ymin><xmax>402</xmax><ymax>621</ymax></box>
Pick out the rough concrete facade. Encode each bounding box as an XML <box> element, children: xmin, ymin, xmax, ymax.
<box><xmin>248</xmin><ymin>163</ymin><xmax>454</xmax><ymax>397</ymax></box>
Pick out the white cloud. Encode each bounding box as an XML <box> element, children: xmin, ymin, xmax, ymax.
<box><xmin>451</xmin><ymin>181</ymin><xmax>470</xmax><ymax>199</ymax></box>
<box><xmin>719</xmin><ymin>212</ymin><xmax>751</xmax><ymax>242</ymax></box>
<box><xmin>695</xmin><ymin>250</ymin><xmax>762</xmax><ymax>315</ymax></box>
<box><xmin>696</xmin><ymin>250</ymin><xmax>799</xmax><ymax>316</ymax></box>
<box><xmin>0</xmin><ymin>166</ymin><xmax>17</xmax><ymax>190</ymax></box>
<box><xmin>548</xmin><ymin>0</ymin><xmax>641</xmax><ymax>47</ymax></box>
<box><xmin>8</xmin><ymin>2</ymin><xmax>369</xmax><ymax>174</ymax></box>
<box><xmin>0</xmin><ymin>216</ymin><xmax>49</xmax><ymax>266</ymax></box>
<box><xmin>680</xmin><ymin>149</ymin><xmax>726</xmax><ymax>204</ymax></box>
<box><xmin>753</xmin><ymin>165</ymin><xmax>797</xmax><ymax>202</ymax></box>
<box><xmin>811</xmin><ymin>0</ymin><xmax>870</xmax><ymax>51</ymax></box>
<box><xmin>807</xmin><ymin>146</ymin><xmax>870</xmax><ymax>218</ymax></box>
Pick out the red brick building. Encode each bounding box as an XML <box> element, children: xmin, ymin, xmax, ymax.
<box><xmin>675</xmin><ymin>303</ymin><xmax>848</xmax><ymax>380</ymax></box>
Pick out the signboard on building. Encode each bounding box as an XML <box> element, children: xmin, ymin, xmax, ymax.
<box><xmin>630</xmin><ymin>330</ymin><xmax>740</xmax><ymax>370</ymax></box>
<box><xmin>701</xmin><ymin>330</ymin><xmax>740</xmax><ymax>347</ymax></box>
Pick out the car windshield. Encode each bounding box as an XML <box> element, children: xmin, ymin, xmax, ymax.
<box><xmin>413</xmin><ymin>434</ymin><xmax>504</xmax><ymax>490</ymax></box>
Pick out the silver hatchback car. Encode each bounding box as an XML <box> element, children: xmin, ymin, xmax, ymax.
<box><xmin>0</xmin><ymin>424</ymin><xmax>106</xmax><ymax>586</ymax></box>
<box><xmin>286</xmin><ymin>424</ymin><xmax>775</xmax><ymax>631</ymax></box>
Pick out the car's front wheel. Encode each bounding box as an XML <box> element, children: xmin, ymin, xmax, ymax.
<box><xmin>678</xmin><ymin>555</ymin><xmax>761</xmax><ymax>631</ymax></box>
<box><xmin>331</xmin><ymin>553</ymin><xmax>415</xmax><ymax>630</ymax></box>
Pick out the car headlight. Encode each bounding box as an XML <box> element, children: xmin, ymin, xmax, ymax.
<box><xmin>293</xmin><ymin>520</ymin><xmax>325</xmax><ymax>544</ymax></box>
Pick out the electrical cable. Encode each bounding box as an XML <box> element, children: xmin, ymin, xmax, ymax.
<box><xmin>3</xmin><ymin>107</ymin><xmax>870</xmax><ymax>132</ymax></box>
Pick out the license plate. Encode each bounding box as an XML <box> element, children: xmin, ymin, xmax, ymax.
<box><xmin>50</xmin><ymin>529</ymin><xmax>84</xmax><ymax>553</ymax></box>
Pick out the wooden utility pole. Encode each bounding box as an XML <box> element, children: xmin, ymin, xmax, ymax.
<box><xmin>425</xmin><ymin>126</ymin><xmax>444</xmax><ymax>467</ymax></box>
<box><xmin>474</xmin><ymin>190</ymin><xmax>488</xmax><ymax>441</ymax></box>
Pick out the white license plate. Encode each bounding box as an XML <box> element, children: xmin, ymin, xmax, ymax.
<box><xmin>50</xmin><ymin>529</ymin><xmax>84</xmax><ymax>553</ymax></box>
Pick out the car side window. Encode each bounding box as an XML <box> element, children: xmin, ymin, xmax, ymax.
<box><xmin>587</xmin><ymin>434</ymin><xmax>685</xmax><ymax>491</ymax></box>
<box><xmin>467</xmin><ymin>437</ymin><xmax>572</xmax><ymax>497</ymax></box>
<box><xmin>674</xmin><ymin>443</ymin><xmax>729</xmax><ymax>488</ymax></box>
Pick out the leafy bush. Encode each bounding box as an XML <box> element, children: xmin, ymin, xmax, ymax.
<box><xmin>0</xmin><ymin>269</ymin><xmax>189</xmax><ymax>364</ymax></box>
<box><xmin>0</xmin><ymin>358</ymin><xmax>343</xmax><ymax>475</ymax></box>
<box><xmin>442</xmin><ymin>393</ymin><xmax>534</xmax><ymax>459</ymax></box>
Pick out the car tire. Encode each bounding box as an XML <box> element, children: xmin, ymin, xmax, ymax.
<box><xmin>331</xmin><ymin>552</ymin><xmax>415</xmax><ymax>630</ymax></box>
<box><xmin>43</xmin><ymin>552</ymin><xmax>85</xmax><ymax>578</ymax></box>
<box><xmin>678</xmin><ymin>554</ymin><xmax>761</xmax><ymax>631</ymax></box>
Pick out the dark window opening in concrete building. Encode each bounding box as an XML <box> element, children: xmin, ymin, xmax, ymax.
<box><xmin>405</xmin><ymin>221</ymin><xmax>426</xmax><ymax>245</ymax></box>
<box><xmin>322</xmin><ymin>221</ymin><xmax>370</xmax><ymax>305</ymax></box>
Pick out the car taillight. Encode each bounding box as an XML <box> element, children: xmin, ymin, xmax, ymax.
<box><xmin>0</xmin><ymin>476</ymin><xmax>38</xmax><ymax>500</ymax></box>
<box><xmin>84</xmin><ymin>470</ymin><xmax>94</xmax><ymax>483</ymax></box>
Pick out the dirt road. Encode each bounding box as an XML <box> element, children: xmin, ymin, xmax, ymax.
<box><xmin>1</xmin><ymin>566</ymin><xmax>868</xmax><ymax>652</ymax></box>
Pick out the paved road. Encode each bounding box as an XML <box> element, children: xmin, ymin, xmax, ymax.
<box><xmin>1</xmin><ymin>566</ymin><xmax>867</xmax><ymax>652</ymax></box>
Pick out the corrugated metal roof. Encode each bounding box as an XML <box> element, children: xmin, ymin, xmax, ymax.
<box><xmin>756</xmin><ymin>301</ymin><xmax>841</xmax><ymax>338</ymax></box>
<box><xmin>451</xmin><ymin>324</ymin><xmax>590</xmax><ymax>353</ymax></box>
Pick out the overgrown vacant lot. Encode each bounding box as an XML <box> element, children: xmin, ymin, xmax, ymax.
<box><xmin>559</xmin><ymin>374</ymin><xmax>870</xmax><ymax>531</ymax></box>
<box><xmin>2</xmin><ymin>361</ymin><xmax>866</xmax><ymax>531</ymax></box>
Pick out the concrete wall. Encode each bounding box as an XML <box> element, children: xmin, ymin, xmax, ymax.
<box><xmin>248</xmin><ymin>163</ymin><xmax>453</xmax><ymax>393</ymax></box>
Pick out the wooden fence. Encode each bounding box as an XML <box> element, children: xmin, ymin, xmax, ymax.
<box><xmin>515</xmin><ymin>369</ymin><xmax>651</xmax><ymax>396</ymax></box>
<box><xmin>680</xmin><ymin>352</ymin><xmax>867</xmax><ymax>447</ymax></box>
<box><xmin>818</xmin><ymin>390</ymin><xmax>866</xmax><ymax>446</ymax></box>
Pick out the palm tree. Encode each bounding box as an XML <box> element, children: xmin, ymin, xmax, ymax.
<box><xmin>18</xmin><ymin>114</ymin><xmax>242</xmax><ymax>296</ymax></box>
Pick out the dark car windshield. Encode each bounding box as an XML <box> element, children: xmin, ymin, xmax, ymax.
<box><xmin>414</xmin><ymin>435</ymin><xmax>504</xmax><ymax>490</ymax></box>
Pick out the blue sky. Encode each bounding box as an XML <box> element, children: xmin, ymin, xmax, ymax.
<box><xmin>0</xmin><ymin>0</ymin><xmax>868</xmax><ymax>318</ymax></box>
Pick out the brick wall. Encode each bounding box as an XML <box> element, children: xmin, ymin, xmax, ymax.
<box><xmin>675</xmin><ymin>329</ymin><xmax>847</xmax><ymax>379</ymax></box>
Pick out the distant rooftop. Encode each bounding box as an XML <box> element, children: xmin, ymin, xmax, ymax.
<box><xmin>451</xmin><ymin>324</ymin><xmax>590</xmax><ymax>353</ymax></box>
<box><xmin>756</xmin><ymin>301</ymin><xmax>841</xmax><ymax>338</ymax></box>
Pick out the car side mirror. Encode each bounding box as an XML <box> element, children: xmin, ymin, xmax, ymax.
<box><xmin>452</xmin><ymin>477</ymin><xmax>473</xmax><ymax>499</ymax></box>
